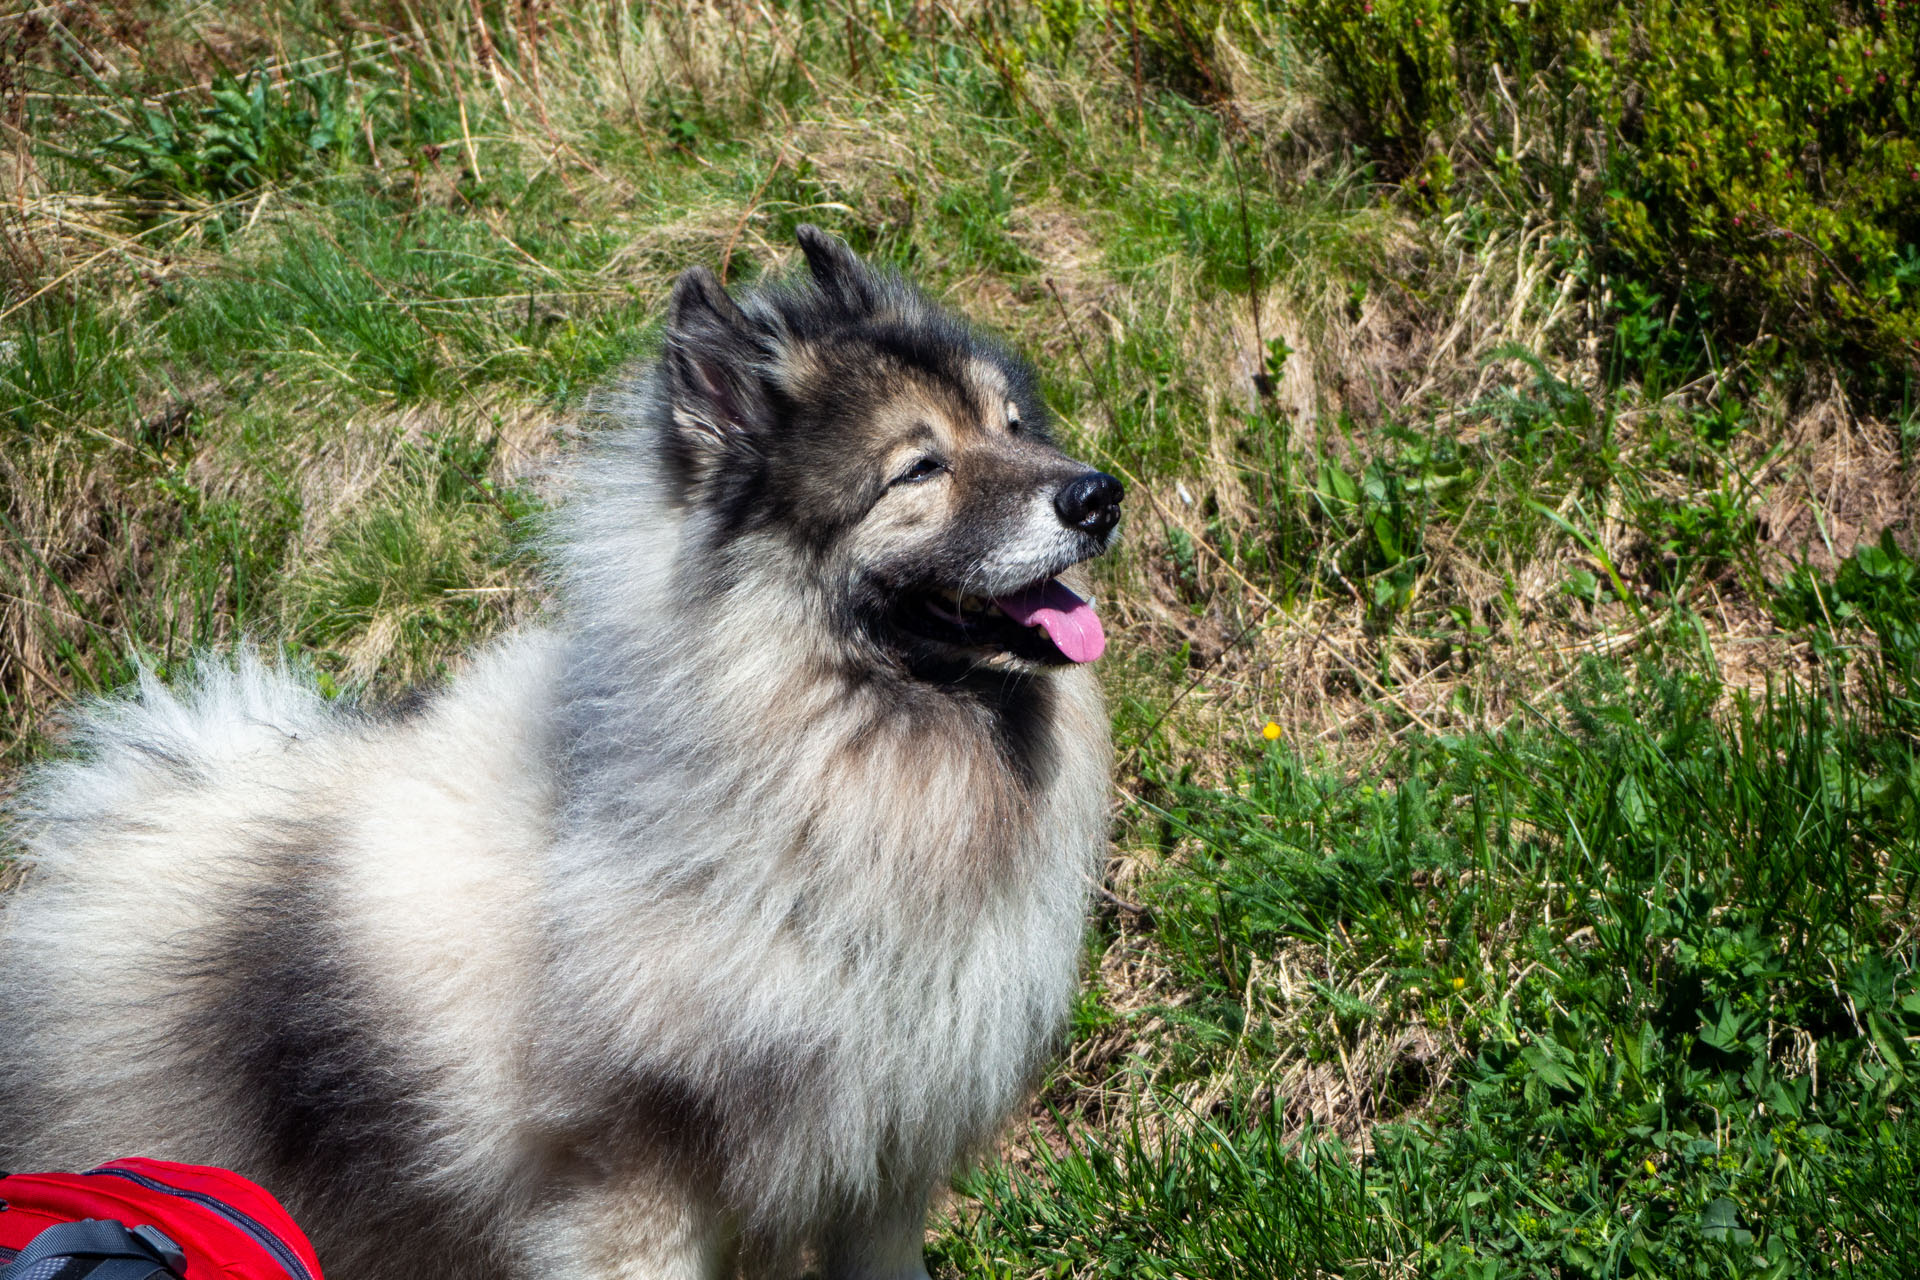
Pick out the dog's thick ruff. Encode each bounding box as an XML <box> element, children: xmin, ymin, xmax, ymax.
<box><xmin>0</xmin><ymin>230</ymin><xmax>1113</xmax><ymax>1280</ymax></box>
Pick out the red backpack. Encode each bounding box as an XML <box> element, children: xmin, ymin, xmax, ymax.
<box><xmin>0</xmin><ymin>1158</ymin><xmax>322</xmax><ymax>1280</ymax></box>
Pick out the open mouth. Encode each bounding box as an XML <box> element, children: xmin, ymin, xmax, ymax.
<box><xmin>904</xmin><ymin>576</ymin><xmax>1106</xmax><ymax>665</ymax></box>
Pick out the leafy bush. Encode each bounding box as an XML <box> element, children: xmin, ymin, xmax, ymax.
<box><xmin>1283</xmin><ymin>0</ymin><xmax>1920</xmax><ymax>375</ymax></box>
<box><xmin>1592</xmin><ymin>0</ymin><xmax>1920</xmax><ymax>369</ymax></box>
<box><xmin>1286</xmin><ymin>0</ymin><xmax>1607</xmax><ymax>170</ymax></box>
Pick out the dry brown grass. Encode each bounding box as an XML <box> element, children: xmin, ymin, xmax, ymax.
<box><xmin>1010</xmin><ymin>919</ymin><xmax>1464</xmax><ymax>1174</ymax></box>
<box><xmin>1757</xmin><ymin>391</ymin><xmax>1920</xmax><ymax>573</ymax></box>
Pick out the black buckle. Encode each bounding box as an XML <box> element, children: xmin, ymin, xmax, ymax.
<box><xmin>131</xmin><ymin>1224</ymin><xmax>189</xmax><ymax>1275</ymax></box>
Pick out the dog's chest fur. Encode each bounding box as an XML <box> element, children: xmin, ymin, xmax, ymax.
<box><xmin>540</xmin><ymin>621</ymin><xmax>1109</xmax><ymax>1220</ymax></box>
<box><xmin>320</xmin><ymin>610</ymin><xmax>1109</xmax><ymax>1235</ymax></box>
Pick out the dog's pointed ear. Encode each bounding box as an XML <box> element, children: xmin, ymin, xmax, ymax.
<box><xmin>662</xmin><ymin>266</ymin><xmax>770</xmax><ymax>473</ymax></box>
<box><xmin>796</xmin><ymin>224</ymin><xmax>880</xmax><ymax>314</ymax></box>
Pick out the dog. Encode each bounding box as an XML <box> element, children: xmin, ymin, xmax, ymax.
<box><xmin>0</xmin><ymin>226</ymin><xmax>1122</xmax><ymax>1280</ymax></box>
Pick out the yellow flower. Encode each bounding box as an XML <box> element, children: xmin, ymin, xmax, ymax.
<box><xmin>1450</xmin><ymin>976</ymin><xmax>1466</xmax><ymax>990</ymax></box>
<box><xmin>1644</xmin><ymin>1159</ymin><xmax>1658</xmax><ymax>1177</ymax></box>
<box><xmin>1262</xmin><ymin>721</ymin><xmax>1281</xmax><ymax>741</ymax></box>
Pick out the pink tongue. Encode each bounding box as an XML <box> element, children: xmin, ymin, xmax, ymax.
<box><xmin>993</xmin><ymin>579</ymin><xmax>1106</xmax><ymax>663</ymax></box>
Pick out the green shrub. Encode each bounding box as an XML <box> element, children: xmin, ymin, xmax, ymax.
<box><xmin>1598</xmin><ymin>1</ymin><xmax>1920</xmax><ymax>368</ymax></box>
<box><xmin>1283</xmin><ymin>0</ymin><xmax>1920</xmax><ymax>378</ymax></box>
<box><xmin>1131</xmin><ymin>0</ymin><xmax>1260</xmax><ymax>100</ymax></box>
<box><xmin>1775</xmin><ymin>529</ymin><xmax>1920</xmax><ymax>725</ymax></box>
<box><xmin>1286</xmin><ymin>0</ymin><xmax>1607</xmax><ymax>170</ymax></box>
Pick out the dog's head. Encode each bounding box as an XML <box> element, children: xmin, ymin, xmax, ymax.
<box><xmin>654</xmin><ymin>226</ymin><xmax>1122</xmax><ymax>675</ymax></box>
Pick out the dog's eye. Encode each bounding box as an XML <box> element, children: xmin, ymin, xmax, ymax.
<box><xmin>894</xmin><ymin>456</ymin><xmax>946</xmax><ymax>485</ymax></box>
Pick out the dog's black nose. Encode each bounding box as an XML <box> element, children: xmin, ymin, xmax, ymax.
<box><xmin>1055</xmin><ymin>471</ymin><xmax>1124</xmax><ymax>536</ymax></box>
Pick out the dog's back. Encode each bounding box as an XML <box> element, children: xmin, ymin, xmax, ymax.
<box><xmin>0</xmin><ymin>639</ymin><xmax>562</xmax><ymax>1277</ymax></box>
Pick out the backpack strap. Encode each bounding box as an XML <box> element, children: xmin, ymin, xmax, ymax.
<box><xmin>0</xmin><ymin>1219</ymin><xmax>186</xmax><ymax>1280</ymax></box>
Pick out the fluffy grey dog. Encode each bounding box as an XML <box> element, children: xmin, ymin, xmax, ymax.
<box><xmin>0</xmin><ymin>227</ymin><xmax>1122</xmax><ymax>1280</ymax></box>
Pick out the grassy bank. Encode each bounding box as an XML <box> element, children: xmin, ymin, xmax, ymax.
<box><xmin>2</xmin><ymin>1</ymin><xmax>1915</xmax><ymax>1275</ymax></box>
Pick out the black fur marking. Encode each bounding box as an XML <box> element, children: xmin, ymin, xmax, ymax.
<box><xmin>552</xmin><ymin>1051</ymin><xmax>821</xmax><ymax>1223</ymax></box>
<box><xmin>186</xmin><ymin>823</ymin><xmax>497</xmax><ymax>1278</ymax></box>
<box><xmin>856</xmin><ymin>322</ymin><xmax>976</xmax><ymax>396</ymax></box>
<box><xmin>661</xmin><ymin>265</ymin><xmax>779</xmax><ymax>498</ymax></box>
<box><xmin>376</xmin><ymin>682</ymin><xmax>437</xmax><ymax>722</ymax></box>
<box><xmin>568</xmin><ymin>1069</ymin><xmax>727</xmax><ymax>1173</ymax></box>
<box><xmin>977</xmin><ymin>671</ymin><xmax>1055</xmax><ymax>792</ymax></box>
<box><xmin>796</xmin><ymin>223</ymin><xmax>882</xmax><ymax>314</ymax></box>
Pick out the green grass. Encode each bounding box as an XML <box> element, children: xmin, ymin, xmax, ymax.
<box><xmin>953</xmin><ymin>661</ymin><xmax>1917</xmax><ymax>1277</ymax></box>
<box><xmin>2</xmin><ymin>1</ymin><xmax>1916</xmax><ymax>1274</ymax></box>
